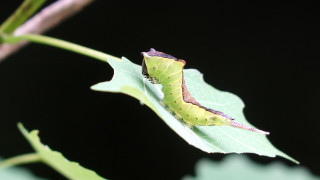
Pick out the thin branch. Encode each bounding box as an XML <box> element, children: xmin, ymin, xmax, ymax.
<box><xmin>0</xmin><ymin>0</ymin><xmax>95</xmax><ymax>62</ymax></box>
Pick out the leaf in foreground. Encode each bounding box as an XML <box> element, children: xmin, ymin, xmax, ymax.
<box><xmin>183</xmin><ymin>155</ymin><xmax>319</xmax><ymax>180</ymax></box>
<box><xmin>0</xmin><ymin>162</ymin><xmax>46</xmax><ymax>180</ymax></box>
<box><xmin>18</xmin><ymin>123</ymin><xmax>106</xmax><ymax>180</ymax></box>
<box><xmin>91</xmin><ymin>56</ymin><xmax>296</xmax><ymax>163</ymax></box>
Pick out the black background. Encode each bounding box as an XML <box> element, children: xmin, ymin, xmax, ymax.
<box><xmin>0</xmin><ymin>0</ymin><xmax>319</xmax><ymax>179</ymax></box>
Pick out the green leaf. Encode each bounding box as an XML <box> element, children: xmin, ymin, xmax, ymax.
<box><xmin>182</xmin><ymin>155</ymin><xmax>319</xmax><ymax>180</ymax></box>
<box><xmin>91</xmin><ymin>57</ymin><xmax>297</xmax><ymax>163</ymax></box>
<box><xmin>0</xmin><ymin>161</ymin><xmax>47</xmax><ymax>180</ymax></box>
<box><xmin>18</xmin><ymin>123</ymin><xmax>106</xmax><ymax>180</ymax></box>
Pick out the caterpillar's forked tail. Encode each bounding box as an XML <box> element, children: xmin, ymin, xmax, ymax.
<box><xmin>229</xmin><ymin>120</ymin><xmax>270</xmax><ymax>135</ymax></box>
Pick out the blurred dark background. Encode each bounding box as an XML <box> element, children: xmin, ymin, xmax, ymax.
<box><xmin>0</xmin><ymin>0</ymin><xmax>319</xmax><ymax>179</ymax></box>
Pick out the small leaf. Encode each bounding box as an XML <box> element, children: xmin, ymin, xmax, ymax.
<box><xmin>91</xmin><ymin>57</ymin><xmax>296</xmax><ymax>163</ymax></box>
<box><xmin>183</xmin><ymin>155</ymin><xmax>319</xmax><ymax>180</ymax></box>
<box><xmin>18</xmin><ymin>123</ymin><xmax>106</xmax><ymax>180</ymax></box>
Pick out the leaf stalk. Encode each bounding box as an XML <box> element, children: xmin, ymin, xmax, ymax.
<box><xmin>0</xmin><ymin>153</ymin><xmax>41</xmax><ymax>169</ymax></box>
<box><xmin>2</xmin><ymin>34</ymin><xmax>121</xmax><ymax>63</ymax></box>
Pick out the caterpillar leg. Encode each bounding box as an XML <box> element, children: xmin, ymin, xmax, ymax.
<box><xmin>185</xmin><ymin>123</ymin><xmax>194</xmax><ymax>129</ymax></box>
<box><xmin>140</xmin><ymin>78</ymin><xmax>150</xmax><ymax>105</ymax></box>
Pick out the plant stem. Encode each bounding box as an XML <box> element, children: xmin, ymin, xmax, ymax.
<box><xmin>0</xmin><ymin>153</ymin><xmax>41</xmax><ymax>169</ymax></box>
<box><xmin>0</xmin><ymin>0</ymin><xmax>47</xmax><ymax>34</ymax></box>
<box><xmin>2</xmin><ymin>34</ymin><xmax>121</xmax><ymax>63</ymax></box>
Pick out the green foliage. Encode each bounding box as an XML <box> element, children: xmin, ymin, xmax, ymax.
<box><xmin>92</xmin><ymin>57</ymin><xmax>297</xmax><ymax>163</ymax></box>
<box><xmin>0</xmin><ymin>0</ymin><xmax>305</xmax><ymax>178</ymax></box>
<box><xmin>183</xmin><ymin>155</ymin><xmax>319</xmax><ymax>180</ymax></box>
<box><xmin>0</xmin><ymin>163</ymin><xmax>46</xmax><ymax>180</ymax></box>
<box><xmin>18</xmin><ymin>123</ymin><xmax>107</xmax><ymax>180</ymax></box>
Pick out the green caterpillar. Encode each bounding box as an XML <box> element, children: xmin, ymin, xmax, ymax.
<box><xmin>142</xmin><ymin>48</ymin><xmax>269</xmax><ymax>135</ymax></box>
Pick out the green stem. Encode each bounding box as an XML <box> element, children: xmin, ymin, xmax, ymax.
<box><xmin>2</xmin><ymin>34</ymin><xmax>121</xmax><ymax>63</ymax></box>
<box><xmin>0</xmin><ymin>153</ymin><xmax>41</xmax><ymax>169</ymax></box>
<box><xmin>0</xmin><ymin>0</ymin><xmax>47</xmax><ymax>34</ymax></box>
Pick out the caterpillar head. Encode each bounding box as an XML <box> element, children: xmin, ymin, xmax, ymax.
<box><xmin>141</xmin><ymin>48</ymin><xmax>185</xmax><ymax>83</ymax></box>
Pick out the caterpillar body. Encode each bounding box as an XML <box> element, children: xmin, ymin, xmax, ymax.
<box><xmin>142</xmin><ymin>48</ymin><xmax>269</xmax><ymax>135</ymax></box>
